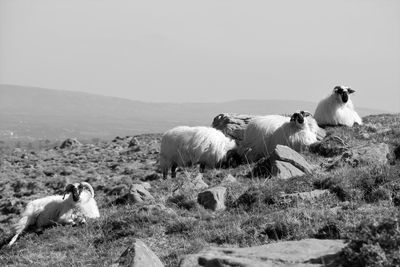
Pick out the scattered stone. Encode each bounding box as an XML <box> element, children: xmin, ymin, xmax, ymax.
<box><xmin>221</xmin><ymin>174</ymin><xmax>237</xmax><ymax>184</ymax></box>
<box><xmin>107</xmin><ymin>184</ymin><xmax>129</xmax><ymax>196</ymax></box>
<box><xmin>112</xmin><ymin>239</ymin><xmax>164</xmax><ymax>267</ymax></box>
<box><xmin>114</xmin><ymin>184</ymin><xmax>154</xmax><ymax>205</ymax></box>
<box><xmin>176</xmin><ymin>173</ymin><xmax>208</xmax><ymax>193</ymax></box>
<box><xmin>310</xmin><ymin>135</ymin><xmax>348</xmax><ymax>157</ymax></box>
<box><xmin>128</xmin><ymin>137</ymin><xmax>140</xmax><ymax>148</ymax></box>
<box><xmin>271</xmin><ymin>145</ymin><xmax>315</xmax><ymax>173</ymax></box>
<box><xmin>280</xmin><ymin>189</ymin><xmax>331</xmax><ymax>202</ymax></box>
<box><xmin>60</xmin><ymin>138</ymin><xmax>81</xmax><ymax>149</ymax></box>
<box><xmin>179</xmin><ymin>239</ymin><xmax>346</xmax><ymax>267</ymax></box>
<box><xmin>211</xmin><ymin>113</ymin><xmax>256</xmax><ymax>141</ymax></box>
<box><xmin>197</xmin><ymin>187</ymin><xmax>227</xmax><ymax>211</ymax></box>
<box><xmin>272</xmin><ymin>160</ymin><xmax>305</xmax><ymax>180</ymax></box>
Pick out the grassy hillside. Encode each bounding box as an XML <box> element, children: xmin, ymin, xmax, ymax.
<box><xmin>0</xmin><ymin>84</ymin><xmax>385</xmax><ymax>142</ymax></box>
<box><xmin>0</xmin><ymin>114</ymin><xmax>399</xmax><ymax>266</ymax></box>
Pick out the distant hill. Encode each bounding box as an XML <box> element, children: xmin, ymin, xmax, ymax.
<box><xmin>0</xmin><ymin>84</ymin><xmax>386</xmax><ymax>141</ymax></box>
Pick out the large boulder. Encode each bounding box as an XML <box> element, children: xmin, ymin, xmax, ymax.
<box><xmin>180</xmin><ymin>239</ymin><xmax>346</xmax><ymax>267</ymax></box>
<box><xmin>252</xmin><ymin>145</ymin><xmax>316</xmax><ymax>179</ymax></box>
<box><xmin>271</xmin><ymin>145</ymin><xmax>316</xmax><ymax>174</ymax></box>
<box><xmin>112</xmin><ymin>239</ymin><xmax>164</xmax><ymax>267</ymax></box>
<box><xmin>272</xmin><ymin>160</ymin><xmax>305</xmax><ymax>180</ymax></box>
<box><xmin>197</xmin><ymin>186</ymin><xmax>227</xmax><ymax>211</ymax></box>
<box><xmin>212</xmin><ymin>113</ymin><xmax>256</xmax><ymax>141</ymax></box>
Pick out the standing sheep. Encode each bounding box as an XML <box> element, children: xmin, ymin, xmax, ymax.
<box><xmin>159</xmin><ymin>126</ymin><xmax>238</xmax><ymax>178</ymax></box>
<box><xmin>238</xmin><ymin>111</ymin><xmax>319</xmax><ymax>162</ymax></box>
<box><xmin>314</xmin><ymin>85</ymin><xmax>362</xmax><ymax>127</ymax></box>
<box><xmin>8</xmin><ymin>182</ymin><xmax>100</xmax><ymax>247</ymax></box>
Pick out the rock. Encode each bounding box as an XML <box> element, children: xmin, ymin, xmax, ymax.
<box><xmin>112</xmin><ymin>239</ymin><xmax>164</xmax><ymax>267</ymax></box>
<box><xmin>212</xmin><ymin>113</ymin><xmax>256</xmax><ymax>141</ymax></box>
<box><xmin>176</xmin><ymin>173</ymin><xmax>209</xmax><ymax>193</ymax></box>
<box><xmin>280</xmin><ymin>189</ymin><xmax>331</xmax><ymax>202</ymax></box>
<box><xmin>221</xmin><ymin>174</ymin><xmax>237</xmax><ymax>184</ymax></box>
<box><xmin>310</xmin><ymin>135</ymin><xmax>348</xmax><ymax>157</ymax></box>
<box><xmin>128</xmin><ymin>137</ymin><xmax>140</xmax><ymax>148</ymax></box>
<box><xmin>107</xmin><ymin>184</ymin><xmax>129</xmax><ymax>196</ymax></box>
<box><xmin>60</xmin><ymin>138</ymin><xmax>81</xmax><ymax>149</ymax></box>
<box><xmin>197</xmin><ymin>187</ymin><xmax>227</xmax><ymax>211</ymax></box>
<box><xmin>345</xmin><ymin>143</ymin><xmax>390</xmax><ymax>167</ymax></box>
<box><xmin>272</xmin><ymin>160</ymin><xmax>305</xmax><ymax>180</ymax></box>
<box><xmin>179</xmin><ymin>239</ymin><xmax>346</xmax><ymax>267</ymax></box>
<box><xmin>251</xmin><ymin>146</ymin><xmax>314</xmax><ymax>179</ymax></box>
<box><xmin>271</xmin><ymin>145</ymin><xmax>316</xmax><ymax>173</ymax></box>
<box><xmin>114</xmin><ymin>184</ymin><xmax>154</xmax><ymax>205</ymax></box>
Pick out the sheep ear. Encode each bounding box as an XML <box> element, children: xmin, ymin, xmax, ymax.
<box><xmin>80</xmin><ymin>182</ymin><xmax>94</xmax><ymax>198</ymax></box>
<box><xmin>347</xmin><ymin>88</ymin><xmax>355</xmax><ymax>94</ymax></box>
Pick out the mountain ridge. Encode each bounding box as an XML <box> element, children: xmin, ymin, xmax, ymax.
<box><xmin>0</xmin><ymin>84</ymin><xmax>388</xmax><ymax>141</ymax></box>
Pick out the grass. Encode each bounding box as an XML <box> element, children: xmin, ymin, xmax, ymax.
<box><xmin>0</xmin><ymin>114</ymin><xmax>400</xmax><ymax>266</ymax></box>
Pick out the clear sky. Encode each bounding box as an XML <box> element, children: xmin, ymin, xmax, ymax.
<box><xmin>0</xmin><ymin>0</ymin><xmax>399</xmax><ymax>112</ymax></box>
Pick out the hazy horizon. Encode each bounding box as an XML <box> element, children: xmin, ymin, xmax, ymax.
<box><xmin>1</xmin><ymin>0</ymin><xmax>399</xmax><ymax>112</ymax></box>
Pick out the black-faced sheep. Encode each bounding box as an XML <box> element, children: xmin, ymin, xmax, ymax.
<box><xmin>159</xmin><ymin>126</ymin><xmax>238</xmax><ymax>178</ymax></box>
<box><xmin>8</xmin><ymin>182</ymin><xmax>100</xmax><ymax>246</ymax></box>
<box><xmin>314</xmin><ymin>85</ymin><xmax>362</xmax><ymax>127</ymax></box>
<box><xmin>238</xmin><ymin>111</ymin><xmax>319</xmax><ymax>162</ymax></box>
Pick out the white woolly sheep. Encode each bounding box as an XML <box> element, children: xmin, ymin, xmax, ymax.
<box><xmin>8</xmin><ymin>182</ymin><xmax>100</xmax><ymax>246</ymax></box>
<box><xmin>159</xmin><ymin>126</ymin><xmax>238</xmax><ymax>178</ymax></box>
<box><xmin>238</xmin><ymin>111</ymin><xmax>319</xmax><ymax>162</ymax></box>
<box><xmin>314</xmin><ymin>85</ymin><xmax>362</xmax><ymax>127</ymax></box>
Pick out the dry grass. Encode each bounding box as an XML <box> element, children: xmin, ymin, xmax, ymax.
<box><xmin>1</xmin><ymin>115</ymin><xmax>400</xmax><ymax>266</ymax></box>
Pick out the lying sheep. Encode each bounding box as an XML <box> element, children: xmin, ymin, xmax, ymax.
<box><xmin>238</xmin><ymin>111</ymin><xmax>319</xmax><ymax>162</ymax></box>
<box><xmin>8</xmin><ymin>182</ymin><xmax>100</xmax><ymax>246</ymax></box>
<box><xmin>314</xmin><ymin>85</ymin><xmax>362</xmax><ymax>127</ymax></box>
<box><xmin>160</xmin><ymin>126</ymin><xmax>238</xmax><ymax>178</ymax></box>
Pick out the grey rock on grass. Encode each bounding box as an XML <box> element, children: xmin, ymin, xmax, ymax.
<box><xmin>112</xmin><ymin>239</ymin><xmax>164</xmax><ymax>267</ymax></box>
<box><xmin>180</xmin><ymin>239</ymin><xmax>346</xmax><ymax>267</ymax></box>
<box><xmin>198</xmin><ymin>186</ymin><xmax>227</xmax><ymax>211</ymax></box>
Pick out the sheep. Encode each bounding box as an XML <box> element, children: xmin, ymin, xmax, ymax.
<box><xmin>314</xmin><ymin>85</ymin><xmax>362</xmax><ymax>127</ymax></box>
<box><xmin>159</xmin><ymin>126</ymin><xmax>238</xmax><ymax>178</ymax></box>
<box><xmin>238</xmin><ymin>111</ymin><xmax>319</xmax><ymax>162</ymax></box>
<box><xmin>8</xmin><ymin>182</ymin><xmax>100</xmax><ymax>247</ymax></box>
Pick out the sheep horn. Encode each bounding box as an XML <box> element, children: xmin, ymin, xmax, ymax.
<box><xmin>80</xmin><ymin>182</ymin><xmax>94</xmax><ymax>198</ymax></box>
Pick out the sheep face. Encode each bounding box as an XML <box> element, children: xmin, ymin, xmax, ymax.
<box><xmin>63</xmin><ymin>182</ymin><xmax>94</xmax><ymax>203</ymax></box>
<box><xmin>333</xmin><ymin>86</ymin><xmax>355</xmax><ymax>104</ymax></box>
<box><xmin>290</xmin><ymin>112</ymin><xmax>306</xmax><ymax>128</ymax></box>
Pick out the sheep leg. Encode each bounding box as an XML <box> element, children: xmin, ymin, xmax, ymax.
<box><xmin>199</xmin><ymin>163</ymin><xmax>205</xmax><ymax>173</ymax></box>
<box><xmin>171</xmin><ymin>163</ymin><xmax>177</xmax><ymax>178</ymax></box>
<box><xmin>8</xmin><ymin>215</ymin><xmax>29</xmax><ymax>247</ymax></box>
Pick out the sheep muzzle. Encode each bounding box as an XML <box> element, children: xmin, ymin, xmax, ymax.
<box><xmin>341</xmin><ymin>92</ymin><xmax>349</xmax><ymax>103</ymax></box>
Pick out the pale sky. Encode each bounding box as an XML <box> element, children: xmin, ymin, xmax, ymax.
<box><xmin>1</xmin><ymin>0</ymin><xmax>399</xmax><ymax>112</ymax></box>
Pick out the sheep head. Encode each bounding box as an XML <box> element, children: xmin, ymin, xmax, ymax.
<box><xmin>63</xmin><ymin>182</ymin><xmax>95</xmax><ymax>202</ymax></box>
<box><xmin>333</xmin><ymin>86</ymin><xmax>355</xmax><ymax>104</ymax></box>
